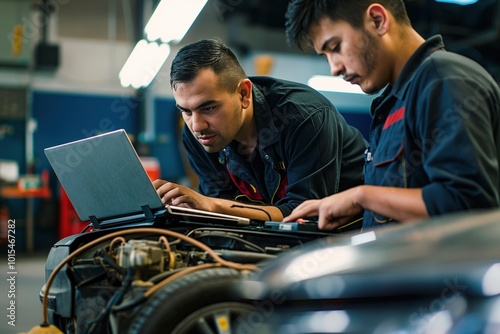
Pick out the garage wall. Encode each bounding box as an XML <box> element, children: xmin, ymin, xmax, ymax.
<box><xmin>0</xmin><ymin>0</ymin><xmax>373</xmax><ymax>251</ymax></box>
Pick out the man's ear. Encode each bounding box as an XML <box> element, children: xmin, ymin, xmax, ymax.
<box><xmin>366</xmin><ymin>4</ymin><xmax>389</xmax><ymax>35</ymax></box>
<box><xmin>238</xmin><ymin>78</ymin><xmax>252</xmax><ymax>109</ymax></box>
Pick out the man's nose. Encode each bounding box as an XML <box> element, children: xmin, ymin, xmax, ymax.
<box><xmin>190</xmin><ymin>112</ymin><xmax>208</xmax><ymax>132</ymax></box>
<box><xmin>327</xmin><ymin>55</ymin><xmax>344</xmax><ymax>77</ymax></box>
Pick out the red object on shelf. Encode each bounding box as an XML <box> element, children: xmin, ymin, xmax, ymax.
<box><xmin>0</xmin><ymin>205</ymin><xmax>9</xmax><ymax>244</ymax></box>
<box><xmin>1</xmin><ymin>171</ymin><xmax>52</xmax><ymax>252</ymax></box>
<box><xmin>140</xmin><ymin>157</ymin><xmax>161</xmax><ymax>181</ymax></box>
<box><xmin>1</xmin><ymin>186</ymin><xmax>51</xmax><ymax>198</ymax></box>
<box><xmin>59</xmin><ymin>185</ymin><xmax>90</xmax><ymax>239</ymax></box>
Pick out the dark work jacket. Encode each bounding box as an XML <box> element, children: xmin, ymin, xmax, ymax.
<box><xmin>364</xmin><ymin>35</ymin><xmax>500</xmax><ymax>228</ymax></box>
<box><xmin>183</xmin><ymin>76</ymin><xmax>368</xmax><ymax>217</ymax></box>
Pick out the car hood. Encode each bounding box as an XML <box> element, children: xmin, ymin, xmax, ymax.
<box><xmin>239</xmin><ymin>209</ymin><xmax>500</xmax><ymax>300</ymax></box>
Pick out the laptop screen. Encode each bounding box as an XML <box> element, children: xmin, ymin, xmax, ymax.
<box><xmin>45</xmin><ymin>129</ymin><xmax>164</xmax><ymax>222</ymax></box>
<box><xmin>44</xmin><ymin>129</ymin><xmax>251</xmax><ymax>227</ymax></box>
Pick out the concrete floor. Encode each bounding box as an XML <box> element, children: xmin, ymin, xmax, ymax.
<box><xmin>1</xmin><ymin>251</ymin><xmax>50</xmax><ymax>334</ymax></box>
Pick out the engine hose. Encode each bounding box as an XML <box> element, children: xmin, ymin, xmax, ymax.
<box><xmin>40</xmin><ymin>227</ymin><xmax>260</xmax><ymax>325</ymax></box>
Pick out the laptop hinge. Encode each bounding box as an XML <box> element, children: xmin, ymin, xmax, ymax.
<box><xmin>141</xmin><ymin>205</ymin><xmax>155</xmax><ymax>220</ymax></box>
<box><xmin>89</xmin><ymin>215</ymin><xmax>101</xmax><ymax>229</ymax></box>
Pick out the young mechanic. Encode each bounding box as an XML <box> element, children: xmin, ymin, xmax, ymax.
<box><xmin>283</xmin><ymin>0</ymin><xmax>500</xmax><ymax>230</ymax></box>
<box><xmin>154</xmin><ymin>38</ymin><xmax>368</xmax><ymax>222</ymax></box>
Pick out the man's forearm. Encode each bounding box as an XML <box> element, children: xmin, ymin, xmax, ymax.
<box><xmin>357</xmin><ymin>186</ymin><xmax>429</xmax><ymax>222</ymax></box>
<box><xmin>209</xmin><ymin>197</ymin><xmax>284</xmax><ymax>221</ymax></box>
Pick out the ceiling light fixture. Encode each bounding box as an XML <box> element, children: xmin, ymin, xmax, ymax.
<box><xmin>434</xmin><ymin>0</ymin><xmax>478</xmax><ymax>5</ymax></box>
<box><xmin>119</xmin><ymin>0</ymin><xmax>207</xmax><ymax>88</ymax></box>
<box><xmin>145</xmin><ymin>0</ymin><xmax>208</xmax><ymax>43</ymax></box>
<box><xmin>119</xmin><ymin>39</ymin><xmax>170</xmax><ymax>89</ymax></box>
<box><xmin>308</xmin><ymin>75</ymin><xmax>366</xmax><ymax>95</ymax></box>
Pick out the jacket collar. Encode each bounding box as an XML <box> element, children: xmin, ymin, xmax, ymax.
<box><xmin>371</xmin><ymin>35</ymin><xmax>445</xmax><ymax>116</ymax></box>
<box><xmin>393</xmin><ymin>35</ymin><xmax>445</xmax><ymax>98</ymax></box>
<box><xmin>251</xmin><ymin>80</ymin><xmax>281</xmax><ymax>149</ymax></box>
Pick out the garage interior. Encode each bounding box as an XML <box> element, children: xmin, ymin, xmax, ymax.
<box><xmin>0</xmin><ymin>0</ymin><xmax>498</xmax><ymax>253</ymax></box>
<box><xmin>1</xmin><ymin>1</ymin><xmax>499</xmax><ymax>333</ymax></box>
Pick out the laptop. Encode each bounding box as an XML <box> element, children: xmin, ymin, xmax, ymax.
<box><xmin>44</xmin><ymin>129</ymin><xmax>250</xmax><ymax>228</ymax></box>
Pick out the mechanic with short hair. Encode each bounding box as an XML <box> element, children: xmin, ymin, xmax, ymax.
<box><xmin>154</xmin><ymin>38</ymin><xmax>368</xmax><ymax>223</ymax></box>
<box><xmin>283</xmin><ymin>0</ymin><xmax>500</xmax><ymax>230</ymax></box>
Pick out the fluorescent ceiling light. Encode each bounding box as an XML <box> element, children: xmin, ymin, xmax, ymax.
<box><xmin>145</xmin><ymin>0</ymin><xmax>208</xmax><ymax>43</ymax></box>
<box><xmin>308</xmin><ymin>75</ymin><xmax>366</xmax><ymax>95</ymax></box>
<box><xmin>119</xmin><ymin>39</ymin><xmax>170</xmax><ymax>89</ymax></box>
<box><xmin>119</xmin><ymin>0</ymin><xmax>206</xmax><ymax>88</ymax></box>
<box><xmin>435</xmin><ymin>0</ymin><xmax>478</xmax><ymax>5</ymax></box>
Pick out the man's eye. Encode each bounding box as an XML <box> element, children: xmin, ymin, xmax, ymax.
<box><xmin>201</xmin><ymin>107</ymin><xmax>214</xmax><ymax>113</ymax></box>
<box><xmin>179</xmin><ymin>108</ymin><xmax>191</xmax><ymax>116</ymax></box>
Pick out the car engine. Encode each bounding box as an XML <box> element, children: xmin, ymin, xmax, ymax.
<box><xmin>39</xmin><ymin>218</ymin><xmax>331</xmax><ymax>334</ymax></box>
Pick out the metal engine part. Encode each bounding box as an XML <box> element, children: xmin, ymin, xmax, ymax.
<box><xmin>117</xmin><ymin>240</ymin><xmax>167</xmax><ymax>272</ymax></box>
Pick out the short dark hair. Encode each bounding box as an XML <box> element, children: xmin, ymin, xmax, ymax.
<box><xmin>170</xmin><ymin>38</ymin><xmax>247</xmax><ymax>92</ymax></box>
<box><xmin>285</xmin><ymin>0</ymin><xmax>411</xmax><ymax>50</ymax></box>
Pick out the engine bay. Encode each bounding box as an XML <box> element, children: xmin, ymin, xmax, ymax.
<box><xmin>40</xmin><ymin>220</ymin><xmax>332</xmax><ymax>333</ymax></box>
